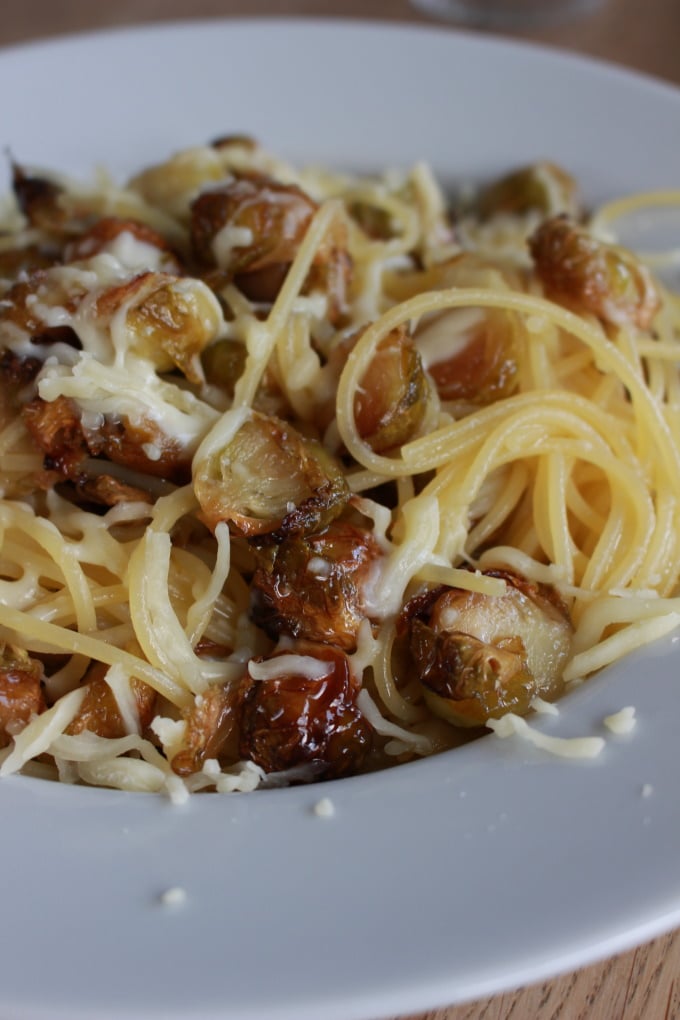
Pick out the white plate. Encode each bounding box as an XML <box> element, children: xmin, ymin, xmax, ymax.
<box><xmin>2</xmin><ymin>19</ymin><xmax>680</xmax><ymax>1020</ymax></box>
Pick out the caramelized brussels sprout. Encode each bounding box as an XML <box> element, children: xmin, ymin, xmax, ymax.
<box><xmin>190</xmin><ymin>175</ymin><xmax>352</xmax><ymax>316</ymax></box>
<box><xmin>86</xmin><ymin>409</ymin><xmax>191</xmax><ymax>484</ymax></box>
<box><xmin>529</xmin><ymin>215</ymin><xmax>660</xmax><ymax>330</ymax></box>
<box><xmin>194</xmin><ymin>410</ymin><xmax>349</xmax><ymax>537</ymax></box>
<box><xmin>0</xmin><ymin>644</ymin><xmax>46</xmax><ymax>746</ymax></box>
<box><xmin>0</xmin><ymin>348</ymin><xmax>43</xmax><ymax>389</ymax></box>
<box><xmin>191</xmin><ymin>175</ymin><xmax>317</xmax><ymax>275</ymax></box>
<box><xmin>0</xmin><ymin>271</ymin><xmax>82</xmax><ymax>339</ymax></box>
<box><xmin>96</xmin><ymin>271</ymin><xmax>223</xmax><ymax>382</ymax></box>
<box><xmin>418</xmin><ymin>307</ymin><xmax>518</xmax><ymax>405</ymax></box>
<box><xmin>201</xmin><ymin>338</ymin><xmax>285</xmax><ymax>415</ymax></box>
<box><xmin>66</xmin><ymin>662</ymin><xmax>156</xmax><ymax>739</ymax></box>
<box><xmin>201</xmin><ymin>338</ymin><xmax>247</xmax><ymax>395</ymax></box>
<box><xmin>23</xmin><ymin>394</ymin><xmax>190</xmax><ymax>488</ymax></box>
<box><xmin>475</xmin><ymin>161</ymin><xmax>581</xmax><ymax>220</ymax></box>
<box><xmin>412</xmin><ymin>624</ymin><xmax>535</xmax><ymax>726</ymax></box>
<box><xmin>73</xmin><ymin>473</ymin><xmax>154</xmax><ymax>508</ymax></box>
<box><xmin>239</xmin><ymin>641</ymin><xmax>372</xmax><ymax>778</ymax></box>
<box><xmin>355</xmin><ymin>325</ymin><xmax>430</xmax><ymax>452</ymax></box>
<box><xmin>12</xmin><ymin>163</ymin><xmax>67</xmax><ymax>233</ymax></box>
<box><xmin>0</xmin><ymin>242</ymin><xmax>60</xmax><ymax>281</ymax></box>
<box><xmin>324</xmin><ymin>325</ymin><xmax>430</xmax><ymax>451</ymax></box>
<box><xmin>404</xmin><ymin>570</ymin><xmax>572</xmax><ymax>727</ymax></box>
<box><xmin>22</xmin><ymin>395</ymin><xmax>88</xmax><ymax>479</ymax></box>
<box><xmin>64</xmin><ymin>216</ymin><xmax>182</xmax><ymax>273</ymax></box>
<box><xmin>2</xmin><ymin>265</ymin><xmax>223</xmax><ymax>384</ymax></box>
<box><xmin>251</xmin><ymin>520</ymin><xmax>382</xmax><ymax>650</ymax></box>
<box><xmin>171</xmin><ymin>682</ymin><xmax>237</xmax><ymax>776</ymax></box>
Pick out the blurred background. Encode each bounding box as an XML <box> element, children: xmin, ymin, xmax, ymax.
<box><xmin>1</xmin><ymin>0</ymin><xmax>679</xmax><ymax>87</ymax></box>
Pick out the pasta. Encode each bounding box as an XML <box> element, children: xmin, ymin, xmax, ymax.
<box><xmin>1</xmin><ymin>140</ymin><xmax>679</xmax><ymax>797</ymax></box>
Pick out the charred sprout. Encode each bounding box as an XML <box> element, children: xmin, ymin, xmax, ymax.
<box><xmin>96</xmin><ymin>272</ymin><xmax>223</xmax><ymax>382</ymax></box>
<box><xmin>239</xmin><ymin>641</ymin><xmax>372</xmax><ymax>779</ymax></box>
<box><xmin>193</xmin><ymin>410</ymin><xmax>349</xmax><ymax>537</ymax></box>
<box><xmin>251</xmin><ymin>520</ymin><xmax>382</xmax><ymax>651</ymax></box>
<box><xmin>201</xmin><ymin>338</ymin><xmax>247</xmax><ymax>395</ymax></box>
<box><xmin>353</xmin><ymin>325</ymin><xmax>430</xmax><ymax>453</ymax></box>
<box><xmin>0</xmin><ymin>644</ymin><xmax>46</xmax><ymax>746</ymax></box>
<box><xmin>12</xmin><ymin>163</ymin><xmax>67</xmax><ymax>233</ymax></box>
<box><xmin>64</xmin><ymin>216</ymin><xmax>182</xmax><ymax>273</ymax></box>
<box><xmin>171</xmin><ymin>682</ymin><xmax>237</xmax><ymax>776</ymax></box>
<box><xmin>190</xmin><ymin>174</ymin><xmax>351</xmax><ymax>316</ymax></box>
<box><xmin>529</xmin><ymin>215</ymin><xmax>660</xmax><ymax>330</ymax></box>
<box><xmin>66</xmin><ymin>662</ymin><xmax>156</xmax><ymax>739</ymax></box>
<box><xmin>23</xmin><ymin>393</ymin><xmax>190</xmax><ymax>495</ymax></box>
<box><xmin>418</xmin><ymin>307</ymin><xmax>519</xmax><ymax>405</ymax></box>
<box><xmin>323</xmin><ymin>324</ymin><xmax>431</xmax><ymax>451</ymax></box>
<box><xmin>404</xmin><ymin>570</ymin><xmax>572</xmax><ymax>727</ymax></box>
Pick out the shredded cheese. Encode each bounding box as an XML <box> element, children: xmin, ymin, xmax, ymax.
<box><xmin>487</xmin><ymin>713</ymin><xmax>606</xmax><ymax>759</ymax></box>
<box><xmin>603</xmin><ymin>706</ymin><xmax>637</xmax><ymax>734</ymax></box>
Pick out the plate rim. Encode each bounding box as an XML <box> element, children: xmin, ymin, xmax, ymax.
<box><xmin>1</xmin><ymin>16</ymin><xmax>680</xmax><ymax>1020</ymax></box>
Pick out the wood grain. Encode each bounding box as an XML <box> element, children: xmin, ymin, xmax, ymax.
<box><xmin>2</xmin><ymin>2</ymin><xmax>679</xmax><ymax>1018</ymax></box>
<box><xmin>395</xmin><ymin>929</ymin><xmax>680</xmax><ymax>1019</ymax></box>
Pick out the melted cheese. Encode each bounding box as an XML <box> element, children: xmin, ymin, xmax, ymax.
<box><xmin>212</xmin><ymin>224</ymin><xmax>254</xmax><ymax>267</ymax></box>
<box><xmin>38</xmin><ymin>354</ymin><xmax>219</xmax><ymax>451</ymax></box>
<box><xmin>248</xmin><ymin>654</ymin><xmax>333</xmax><ymax>682</ymax></box>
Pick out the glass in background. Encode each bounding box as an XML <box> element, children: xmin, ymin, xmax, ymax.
<box><xmin>410</xmin><ymin>0</ymin><xmax>606</xmax><ymax>28</ymax></box>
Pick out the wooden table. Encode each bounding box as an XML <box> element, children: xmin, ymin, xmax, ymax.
<box><xmin>2</xmin><ymin>2</ymin><xmax>679</xmax><ymax>1018</ymax></box>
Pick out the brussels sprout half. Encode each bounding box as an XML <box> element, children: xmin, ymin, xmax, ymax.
<box><xmin>194</xmin><ymin>410</ymin><xmax>349</xmax><ymax>538</ymax></box>
<box><xmin>405</xmin><ymin>571</ymin><xmax>573</xmax><ymax>728</ymax></box>
<box><xmin>529</xmin><ymin>215</ymin><xmax>660</xmax><ymax>330</ymax></box>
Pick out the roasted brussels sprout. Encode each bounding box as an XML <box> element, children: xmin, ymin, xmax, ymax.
<box><xmin>0</xmin><ymin>644</ymin><xmax>46</xmax><ymax>747</ymax></box>
<box><xmin>210</xmin><ymin>134</ymin><xmax>258</xmax><ymax>153</ymax></box>
<box><xmin>190</xmin><ymin>174</ymin><xmax>351</xmax><ymax>315</ymax></box>
<box><xmin>191</xmin><ymin>175</ymin><xmax>316</xmax><ymax>274</ymax></box>
<box><xmin>324</xmin><ymin>324</ymin><xmax>430</xmax><ymax>451</ymax></box>
<box><xmin>73</xmin><ymin>473</ymin><xmax>154</xmax><ymax>508</ymax></box>
<box><xmin>85</xmin><ymin>409</ymin><xmax>191</xmax><ymax>484</ymax></box>
<box><xmin>0</xmin><ymin>242</ymin><xmax>60</xmax><ymax>281</ymax></box>
<box><xmin>97</xmin><ymin>271</ymin><xmax>223</xmax><ymax>382</ymax></box>
<box><xmin>193</xmin><ymin>410</ymin><xmax>349</xmax><ymax>537</ymax></box>
<box><xmin>529</xmin><ymin>215</ymin><xmax>660</xmax><ymax>330</ymax></box>
<box><xmin>64</xmin><ymin>216</ymin><xmax>182</xmax><ymax>273</ymax></box>
<box><xmin>347</xmin><ymin>200</ymin><xmax>394</xmax><ymax>241</ymax></box>
<box><xmin>354</xmin><ymin>325</ymin><xmax>430</xmax><ymax>452</ymax></box>
<box><xmin>66</xmin><ymin>662</ymin><xmax>156</xmax><ymax>739</ymax></box>
<box><xmin>239</xmin><ymin>641</ymin><xmax>372</xmax><ymax>778</ymax></box>
<box><xmin>22</xmin><ymin>395</ymin><xmax>88</xmax><ymax>479</ymax></box>
<box><xmin>1</xmin><ymin>263</ymin><xmax>222</xmax><ymax>384</ymax></box>
<box><xmin>404</xmin><ymin>570</ymin><xmax>572</xmax><ymax>727</ymax></box>
<box><xmin>475</xmin><ymin>161</ymin><xmax>581</xmax><ymax>220</ymax></box>
<box><xmin>251</xmin><ymin>520</ymin><xmax>382</xmax><ymax>650</ymax></box>
<box><xmin>0</xmin><ymin>348</ymin><xmax>43</xmax><ymax>389</ymax></box>
<box><xmin>418</xmin><ymin>307</ymin><xmax>518</xmax><ymax>405</ymax></box>
<box><xmin>11</xmin><ymin>163</ymin><xmax>67</xmax><ymax>233</ymax></box>
<box><xmin>201</xmin><ymin>338</ymin><xmax>247</xmax><ymax>396</ymax></box>
<box><xmin>170</xmin><ymin>682</ymin><xmax>237</xmax><ymax>776</ymax></box>
<box><xmin>23</xmin><ymin>394</ymin><xmax>190</xmax><ymax>489</ymax></box>
<box><xmin>0</xmin><ymin>271</ymin><xmax>82</xmax><ymax>339</ymax></box>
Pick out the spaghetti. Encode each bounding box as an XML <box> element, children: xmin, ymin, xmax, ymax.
<box><xmin>0</xmin><ymin>141</ymin><xmax>679</xmax><ymax>795</ymax></box>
